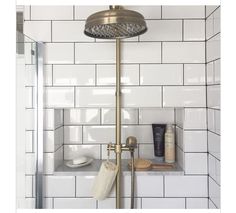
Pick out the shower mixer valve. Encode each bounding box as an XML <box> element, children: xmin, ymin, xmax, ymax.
<box><xmin>107</xmin><ymin>136</ymin><xmax>137</xmax><ymax>155</ymax></box>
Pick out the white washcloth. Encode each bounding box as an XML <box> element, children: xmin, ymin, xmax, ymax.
<box><xmin>91</xmin><ymin>161</ymin><xmax>118</xmax><ymax>200</ymax></box>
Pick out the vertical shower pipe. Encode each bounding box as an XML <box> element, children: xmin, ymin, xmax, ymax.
<box><xmin>35</xmin><ymin>42</ymin><xmax>44</xmax><ymax>209</ymax></box>
<box><xmin>115</xmin><ymin>38</ymin><xmax>121</xmax><ymax>209</ymax></box>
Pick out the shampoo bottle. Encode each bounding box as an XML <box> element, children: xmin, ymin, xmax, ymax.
<box><xmin>164</xmin><ymin>124</ymin><xmax>175</xmax><ymax>163</ymax></box>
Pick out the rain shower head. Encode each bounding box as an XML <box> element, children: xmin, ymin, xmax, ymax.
<box><xmin>84</xmin><ymin>6</ymin><xmax>147</xmax><ymax>39</ymax></box>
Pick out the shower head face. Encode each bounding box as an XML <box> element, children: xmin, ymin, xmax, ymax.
<box><xmin>84</xmin><ymin>7</ymin><xmax>147</xmax><ymax>39</ymax></box>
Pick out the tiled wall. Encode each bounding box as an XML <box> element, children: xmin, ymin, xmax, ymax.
<box><xmin>22</xmin><ymin>5</ymin><xmax>220</xmax><ymax>209</ymax></box>
<box><xmin>206</xmin><ymin>6</ymin><xmax>221</xmax><ymax>209</ymax></box>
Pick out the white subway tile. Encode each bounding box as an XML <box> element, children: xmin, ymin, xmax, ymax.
<box><xmin>207</xmin><ymin>62</ymin><xmax>214</xmax><ymax>84</ymax></box>
<box><xmin>122</xmin><ymin>42</ymin><xmax>161</xmax><ymax>63</ymax></box>
<box><xmin>184</xmin><ymin>108</ymin><xmax>207</xmax><ymax>129</ymax></box>
<box><xmin>207</xmin><ymin>109</ymin><xmax>215</xmax><ymax>132</ymax></box>
<box><xmin>24</xmin><ymin>198</ymin><xmax>35</xmax><ymax>209</ymax></box>
<box><xmin>75</xmin><ymin>43</ymin><xmax>115</xmax><ymax>64</ymax></box>
<box><xmin>136</xmin><ymin>176</ymin><xmax>163</xmax><ymax>197</ymax></box>
<box><xmin>64</xmin><ymin>126</ymin><xmax>82</xmax><ymax>144</ymax></box>
<box><xmin>209</xmin><ymin>177</ymin><xmax>220</xmax><ymax>208</ymax></box>
<box><xmin>185</xmin><ymin>153</ymin><xmax>208</xmax><ymax>175</ymax></box>
<box><xmin>83</xmin><ymin>126</ymin><xmax>115</xmax><ymax>143</ymax></box>
<box><xmin>214</xmin><ymin>59</ymin><xmax>221</xmax><ymax>84</ymax></box>
<box><xmin>140</xmin><ymin>20</ymin><xmax>182</xmax><ymax>41</ymax></box>
<box><xmin>165</xmin><ymin>176</ymin><xmax>208</xmax><ymax>197</ymax></box>
<box><xmin>213</xmin><ymin>8</ymin><xmax>220</xmax><ymax>35</ymax></box>
<box><xmin>122</xmin><ymin>86</ymin><xmax>162</xmax><ymax>107</ymax></box>
<box><xmin>76</xmin><ymin>87</ymin><xmax>114</xmax><ymax>108</ymax></box>
<box><xmin>23</xmin><ymin>6</ymin><xmax>30</xmax><ymax>20</ymax></box>
<box><xmin>214</xmin><ymin>109</ymin><xmax>220</xmax><ymax>134</ymax></box>
<box><xmin>76</xmin><ymin>86</ymin><xmax>161</xmax><ymax>108</ymax></box>
<box><xmin>96</xmin><ymin>64</ymin><xmax>139</xmax><ymax>86</ymax></box>
<box><xmin>24</xmin><ymin>43</ymin><xmax>34</xmax><ymax>64</ymax></box>
<box><xmin>64</xmin><ymin>108</ymin><xmax>100</xmax><ymax>125</ymax></box>
<box><xmin>209</xmin><ymin>154</ymin><xmax>217</xmax><ymax>182</ymax></box>
<box><xmin>126</xmin><ymin>6</ymin><xmax>161</xmax><ymax>19</ymax></box>
<box><xmin>184</xmin><ymin>64</ymin><xmax>205</xmax><ymax>85</ymax></box>
<box><xmin>183</xmin><ymin>131</ymin><xmax>207</xmax><ymax>152</ymax></box>
<box><xmin>139</xmin><ymin>108</ymin><xmax>175</xmax><ymax>124</ymax></box>
<box><xmin>76</xmin><ymin>176</ymin><xmax>95</xmax><ymax>197</ymax></box>
<box><xmin>25</xmin><ymin>131</ymin><xmax>33</xmax><ymax>152</ymax></box>
<box><xmin>26</xmin><ymin>109</ymin><xmax>35</xmax><ymax>130</ymax></box>
<box><xmin>64</xmin><ymin>145</ymin><xmax>100</xmax><ymax>160</ymax></box>
<box><xmin>184</xmin><ymin>20</ymin><xmax>205</xmax><ymax>41</ymax></box>
<box><xmin>139</xmin><ymin>144</ymin><xmax>155</xmax><ymax>159</ymax></box>
<box><xmin>163</xmin><ymin>42</ymin><xmax>205</xmax><ymax>63</ymax></box>
<box><xmin>44</xmin><ymin>198</ymin><xmax>53</xmax><ymax>209</ymax></box>
<box><xmin>140</xmin><ymin>64</ymin><xmax>183</xmax><ymax>85</ymax></box>
<box><xmin>53</xmin><ymin>65</ymin><xmax>95</xmax><ymax>86</ymax></box>
<box><xmin>54</xmin><ymin>146</ymin><xmax>63</xmax><ymax>170</ymax></box>
<box><xmin>75</xmin><ymin>6</ymin><xmax>107</xmax><ymax>19</ymax></box>
<box><xmin>98</xmin><ymin>198</ymin><xmax>115</xmax><ymax>209</ymax></box>
<box><xmin>142</xmin><ymin>198</ymin><xmax>185</xmax><ymax>209</ymax></box>
<box><xmin>45</xmin><ymin>43</ymin><xmax>74</xmax><ymax>64</ymax></box>
<box><xmin>162</xmin><ymin>6</ymin><xmax>205</xmax><ymax>19</ymax></box>
<box><xmin>215</xmin><ymin>159</ymin><xmax>221</xmax><ymax>185</ymax></box>
<box><xmin>186</xmin><ymin>198</ymin><xmax>208</xmax><ymax>209</ymax></box>
<box><xmin>44</xmin><ymin>131</ymin><xmax>54</xmax><ymax>152</ymax></box>
<box><xmin>54</xmin><ymin>127</ymin><xmax>64</xmax><ymax>150</ymax></box>
<box><xmin>122</xmin><ymin>125</ymin><xmax>153</xmax><ymax>143</ymax></box>
<box><xmin>54</xmin><ymin>198</ymin><xmax>96</xmax><ymax>209</ymax></box>
<box><xmin>44</xmin><ymin>87</ymin><xmax>74</xmax><ymax>108</ymax></box>
<box><xmin>44</xmin><ymin>153</ymin><xmax>54</xmax><ymax>174</ymax></box>
<box><xmin>25</xmin><ymin>153</ymin><xmax>35</xmax><ymax>175</ymax></box>
<box><xmin>176</xmin><ymin>127</ymin><xmax>183</xmax><ymax>149</ymax></box>
<box><xmin>163</xmin><ymin>86</ymin><xmax>206</xmax><ymax>107</ymax></box>
<box><xmin>206</xmin><ymin>6</ymin><xmax>218</xmax><ymax>17</ymax></box>
<box><xmin>26</xmin><ymin>65</ymin><xmax>52</xmax><ymax>86</ymax></box>
<box><xmin>208</xmin><ymin>131</ymin><xmax>220</xmax><ymax>159</ymax></box>
<box><xmin>207</xmin><ymin>33</ymin><xmax>220</xmax><ymax>62</ymax></box>
<box><xmin>209</xmin><ymin>199</ymin><xmax>217</xmax><ymax>209</ymax></box>
<box><xmin>207</xmin><ymin>85</ymin><xmax>220</xmax><ymax>109</ymax></box>
<box><xmin>25</xmin><ymin>87</ymin><xmax>33</xmax><ymax>108</ymax></box>
<box><xmin>44</xmin><ymin>176</ymin><xmax>75</xmax><ymax>197</ymax></box>
<box><xmin>52</xmin><ymin>21</ymin><xmax>94</xmax><ymax>42</ymax></box>
<box><xmin>101</xmin><ymin>108</ymin><xmax>138</xmax><ymax>124</ymax></box>
<box><xmin>31</xmin><ymin>6</ymin><xmax>73</xmax><ymax>20</ymax></box>
<box><xmin>25</xmin><ymin>176</ymin><xmax>33</xmax><ymax>197</ymax></box>
<box><xmin>176</xmin><ymin>147</ymin><xmax>184</xmax><ymax>169</ymax></box>
<box><xmin>206</xmin><ymin>13</ymin><xmax>214</xmax><ymax>39</ymax></box>
<box><xmin>176</xmin><ymin>108</ymin><xmax>184</xmax><ymax>128</ymax></box>
<box><xmin>24</xmin><ymin>21</ymin><xmax>51</xmax><ymax>42</ymax></box>
<box><xmin>44</xmin><ymin>127</ymin><xmax>63</xmax><ymax>152</ymax></box>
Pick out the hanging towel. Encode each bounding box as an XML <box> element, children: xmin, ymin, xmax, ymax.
<box><xmin>91</xmin><ymin>161</ymin><xmax>118</xmax><ymax>200</ymax></box>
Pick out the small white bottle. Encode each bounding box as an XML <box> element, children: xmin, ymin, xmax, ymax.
<box><xmin>164</xmin><ymin>124</ymin><xmax>175</xmax><ymax>163</ymax></box>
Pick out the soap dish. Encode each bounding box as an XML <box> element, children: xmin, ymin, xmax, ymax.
<box><xmin>65</xmin><ymin>158</ymin><xmax>93</xmax><ymax>168</ymax></box>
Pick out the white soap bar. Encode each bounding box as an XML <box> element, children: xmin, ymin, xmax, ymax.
<box><xmin>72</xmin><ymin>156</ymin><xmax>88</xmax><ymax>165</ymax></box>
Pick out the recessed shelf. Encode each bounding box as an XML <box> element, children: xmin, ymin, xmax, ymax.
<box><xmin>54</xmin><ymin>159</ymin><xmax>184</xmax><ymax>176</ymax></box>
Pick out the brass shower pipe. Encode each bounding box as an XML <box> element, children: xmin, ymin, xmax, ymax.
<box><xmin>107</xmin><ymin>38</ymin><xmax>134</xmax><ymax>209</ymax></box>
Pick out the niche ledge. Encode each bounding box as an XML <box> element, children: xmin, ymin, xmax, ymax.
<box><xmin>54</xmin><ymin>159</ymin><xmax>184</xmax><ymax>176</ymax></box>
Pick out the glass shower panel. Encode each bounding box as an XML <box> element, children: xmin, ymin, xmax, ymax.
<box><xmin>16</xmin><ymin>32</ymin><xmax>39</xmax><ymax>209</ymax></box>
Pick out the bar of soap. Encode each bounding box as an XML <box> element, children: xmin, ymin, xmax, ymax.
<box><xmin>72</xmin><ymin>156</ymin><xmax>88</xmax><ymax>165</ymax></box>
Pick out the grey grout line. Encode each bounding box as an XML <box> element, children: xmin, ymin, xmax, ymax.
<box><xmin>51</xmin><ymin>20</ymin><xmax>53</xmax><ymax>42</ymax></box>
<box><xmin>182</xmin><ymin>19</ymin><xmax>184</xmax><ymax>41</ymax></box>
<box><xmin>205</xmin><ymin>6</ymin><xmax>221</xmax><ymax>20</ymax></box>
<box><xmin>29</xmin><ymin>6</ymin><xmax>31</xmax><ymax>20</ymax></box>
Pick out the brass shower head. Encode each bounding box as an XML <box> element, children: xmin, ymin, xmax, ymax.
<box><xmin>84</xmin><ymin>5</ymin><xmax>147</xmax><ymax>39</ymax></box>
